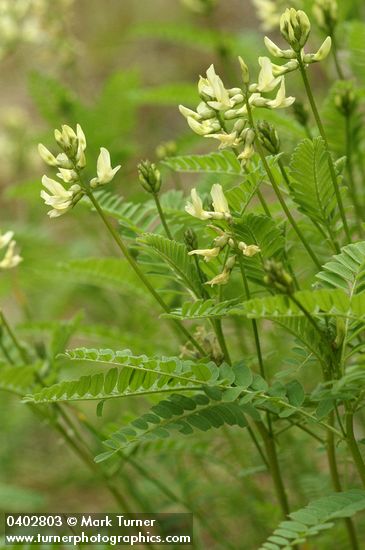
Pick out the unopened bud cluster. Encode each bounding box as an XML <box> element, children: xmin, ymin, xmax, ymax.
<box><xmin>256</xmin><ymin>121</ymin><xmax>280</xmax><ymax>155</ymax></box>
<box><xmin>38</xmin><ymin>124</ymin><xmax>120</xmax><ymax>218</ymax></box>
<box><xmin>138</xmin><ymin>161</ymin><xmax>162</xmax><ymax>194</ymax></box>
<box><xmin>0</xmin><ymin>230</ymin><xmax>22</xmax><ymax>270</ymax></box>
<box><xmin>155</xmin><ymin>140</ymin><xmax>177</xmax><ymax>160</ymax></box>
<box><xmin>264</xmin><ymin>259</ymin><xmax>294</xmax><ymax>294</ymax></box>
<box><xmin>252</xmin><ymin>0</ymin><xmax>290</xmax><ymax>32</ymax></box>
<box><xmin>180</xmin><ymin>0</ymin><xmax>217</xmax><ymax>15</ymax></box>
<box><xmin>334</xmin><ymin>83</ymin><xmax>358</xmax><ymax>117</ymax></box>
<box><xmin>264</xmin><ymin>8</ymin><xmax>332</xmax><ymax>75</ymax></box>
<box><xmin>313</xmin><ymin>0</ymin><xmax>338</xmax><ymax>34</ymax></box>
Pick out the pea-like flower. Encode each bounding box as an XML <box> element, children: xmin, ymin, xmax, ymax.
<box><xmin>264</xmin><ymin>36</ymin><xmax>296</xmax><ymax>59</ymax></box>
<box><xmin>0</xmin><ymin>231</ymin><xmax>22</xmax><ymax>270</ymax></box>
<box><xmin>252</xmin><ymin>57</ymin><xmax>282</xmax><ymax>93</ymax></box>
<box><xmin>199</xmin><ymin>65</ymin><xmax>232</xmax><ymax>111</ymax></box>
<box><xmin>210</xmin><ymin>183</ymin><xmax>232</xmax><ymax>221</ymax></box>
<box><xmin>205</xmin><ymin>255</ymin><xmax>236</xmax><ymax>287</ymax></box>
<box><xmin>238</xmin><ymin>241</ymin><xmax>261</xmax><ymax>257</ymax></box>
<box><xmin>188</xmin><ymin>247</ymin><xmax>221</xmax><ymax>262</ymax></box>
<box><xmin>41</xmin><ymin>176</ymin><xmax>82</xmax><ymax>218</ymax></box>
<box><xmin>303</xmin><ymin>36</ymin><xmax>332</xmax><ymax>63</ymax></box>
<box><xmin>185</xmin><ymin>188</ymin><xmax>213</xmax><ymax>220</ymax></box>
<box><xmin>185</xmin><ymin>184</ymin><xmax>231</xmax><ymax>222</ymax></box>
<box><xmin>90</xmin><ymin>147</ymin><xmax>121</xmax><ymax>188</ymax></box>
<box><xmin>265</xmin><ymin>78</ymin><xmax>295</xmax><ymax>109</ymax></box>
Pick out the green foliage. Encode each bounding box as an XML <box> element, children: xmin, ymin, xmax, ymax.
<box><xmin>138</xmin><ymin>233</ymin><xmax>202</xmax><ymax>295</ymax></box>
<box><xmin>0</xmin><ymin>365</ymin><xmax>35</xmax><ymax>395</ymax></box>
<box><xmin>24</xmin><ymin>347</ymin><xmax>223</xmax><ymax>404</ymax></box>
<box><xmin>316</xmin><ymin>241</ymin><xmax>365</xmax><ymax>293</ymax></box>
<box><xmin>99</xmin><ymin>393</ymin><xmax>249</xmax><ymax>461</ymax></box>
<box><xmin>260</xmin><ymin>490</ymin><xmax>365</xmax><ymax>549</ymax></box>
<box><xmin>167</xmin><ymin>289</ymin><xmax>365</xmax><ymax>321</ymax></box>
<box><xmin>289</xmin><ymin>137</ymin><xmax>339</xmax><ymax>237</ymax></box>
<box><xmin>163</xmin><ymin>150</ymin><xmax>243</xmax><ymax>175</ymax></box>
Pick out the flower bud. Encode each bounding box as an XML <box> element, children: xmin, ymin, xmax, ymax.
<box><xmin>238</xmin><ymin>56</ymin><xmax>250</xmax><ymax>85</ymax></box>
<box><xmin>263</xmin><ymin>259</ymin><xmax>294</xmax><ymax>294</ymax></box>
<box><xmin>138</xmin><ymin>160</ymin><xmax>162</xmax><ymax>194</ymax></box>
<box><xmin>313</xmin><ymin>0</ymin><xmax>338</xmax><ymax>34</ymax></box>
<box><xmin>264</xmin><ymin>37</ymin><xmax>296</xmax><ymax>59</ymax></box>
<box><xmin>334</xmin><ymin>82</ymin><xmax>358</xmax><ymax>117</ymax></box>
<box><xmin>38</xmin><ymin>143</ymin><xmax>58</xmax><ymax>166</ymax></box>
<box><xmin>303</xmin><ymin>36</ymin><xmax>332</xmax><ymax>63</ymax></box>
<box><xmin>184</xmin><ymin>228</ymin><xmax>198</xmax><ymax>252</ymax></box>
<box><xmin>256</xmin><ymin>120</ymin><xmax>280</xmax><ymax>155</ymax></box>
<box><xmin>156</xmin><ymin>140</ymin><xmax>177</xmax><ymax>160</ymax></box>
<box><xmin>292</xmin><ymin>100</ymin><xmax>310</xmax><ymax>128</ymax></box>
<box><xmin>280</xmin><ymin>8</ymin><xmax>311</xmax><ymax>52</ymax></box>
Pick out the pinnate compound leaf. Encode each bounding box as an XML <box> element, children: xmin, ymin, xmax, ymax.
<box><xmin>260</xmin><ymin>490</ymin><xmax>365</xmax><ymax>549</ymax></box>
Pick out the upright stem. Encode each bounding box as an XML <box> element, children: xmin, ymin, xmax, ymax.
<box><xmin>237</xmin><ymin>254</ymin><xmax>291</xmax><ymax>518</ymax></box>
<box><xmin>345</xmin><ymin>115</ymin><xmax>363</xmax><ymax>237</ymax></box>
<box><xmin>86</xmin><ymin>190</ymin><xmax>205</xmax><ymax>356</ymax></box>
<box><xmin>297</xmin><ymin>58</ymin><xmax>351</xmax><ymax>242</ymax></box>
<box><xmin>152</xmin><ymin>192</ymin><xmax>173</xmax><ymax>239</ymax></box>
<box><xmin>245</xmin><ymin>97</ymin><xmax>322</xmax><ymax>270</ymax></box>
<box><xmin>345</xmin><ymin>407</ymin><xmax>365</xmax><ymax>488</ymax></box>
<box><xmin>327</xmin><ymin>412</ymin><xmax>360</xmax><ymax>550</ymax></box>
<box><xmin>255</xmin><ymin>421</ymin><xmax>290</xmax><ymax>517</ymax></box>
<box><xmin>0</xmin><ymin>310</ymin><xmax>29</xmax><ymax>364</ymax></box>
<box><xmin>331</xmin><ymin>35</ymin><xmax>345</xmax><ymax>80</ymax></box>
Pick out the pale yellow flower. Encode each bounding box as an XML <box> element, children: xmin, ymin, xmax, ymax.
<box><xmin>188</xmin><ymin>247</ymin><xmax>221</xmax><ymax>262</ymax></box>
<box><xmin>185</xmin><ymin>188</ymin><xmax>212</xmax><ymax>220</ymax></box>
<box><xmin>90</xmin><ymin>147</ymin><xmax>121</xmax><ymax>188</ymax></box>
<box><xmin>41</xmin><ymin>175</ymin><xmax>80</xmax><ymax>218</ymax></box>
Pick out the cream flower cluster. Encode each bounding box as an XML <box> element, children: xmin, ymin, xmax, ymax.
<box><xmin>185</xmin><ymin>184</ymin><xmax>260</xmax><ymax>286</ymax></box>
<box><xmin>0</xmin><ymin>230</ymin><xmax>22</xmax><ymax>270</ymax></box>
<box><xmin>179</xmin><ymin>7</ymin><xmax>332</xmax><ymax>165</ymax></box>
<box><xmin>252</xmin><ymin>0</ymin><xmax>293</xmax><ymax>32</ymax></box>
<box><xmin>264</xmin><ymin>8</ymin><xmax>332</xmax><ymax>74</ymax></box>
<box><xmin>38</xmin><ymin>124</ymin><xmax>120</xmax><ymax>218</ymax></box>
<box><xmin>313</xmin><ymin>0</ymin><xmax>338</xmax><ymax>34</ymax></box>
<box><xmin>0</xmin><ymin>0</ymin><xmax>74</xmax><ymax>61</ymax></box>
<box><xmin>179</xmin><ymin>60</ymin><xmax>294</xmax><ymax>164</ymax></box>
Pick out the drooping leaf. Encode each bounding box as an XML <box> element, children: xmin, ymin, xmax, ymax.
<box><xmin>260</xmin><ymin>490</ymin><xmax>365</xmax><ymax>549</ymax></box>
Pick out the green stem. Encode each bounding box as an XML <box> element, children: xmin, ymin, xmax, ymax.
<box><xmin>152</xmin><ymin>192</ymin><xmax>173</xmax><ymax>240</ymax></box>
<box><xmin>243</xmin><ymin>159</ymin><xmax>272</xmax><ymax>218</ymax></box>
<box><xmin>345</xmin><ymin>407</ymin><xmax>365</xmax><ymax>488</ymax></box>
<box><xmin>255</xmin><ymin>421</ymin><xmax>290</xmax><ymax>517</ymax></box>
<box><xmin>345</xmin><ymin>114</ymin><xmax>363</xmax><ymax>237</ymax></box>
<box><xmin>257</xmin><ymin>187</ymin><xmax>272</xmax><ymax>217</ymax></box>
<box><xmin>0</xmin><ymin>310</ymin><xmax>29</xmax><ymax>364</ymax></box>
<box><xmin>331</xmin><ymin>35</ymin><xmax>345</xmax><ymax>80</ymax></box>
<box><xmin>214</xmin><ymin>318</ymin><xmax>232</xmax><ymax>364</ymax></box>
<box><xmin>327</xmin><ymin>411</ymin><xmax>360</xmax><ymax>550</ymax></box>
<box><xmin>0</xmin><ymin>337</ymin><xmax>14</xmax><ymax>364</ymax></box>
<box><xmin>237</xmin><ymin>253</ymin><xmax>291</xmax><ymax>517</ymax></box>
<box><xmin>245</xmin><ymin>97</ymin><xmax>322</xmax><ymax>270</ymax></box>
<box><xmin>297</xmin><ymin>58</ymin><xmax>351</xmax><ymax>242</ymax></box>
<box><xmin>237</xmin><ymin>255</ymin><xmax>265</xmax><ymax>379</ymax></box>
<box><xmin>86</xmin><ymin>190</ymin><xmax>205</xmax><ymax>356</ymax></box>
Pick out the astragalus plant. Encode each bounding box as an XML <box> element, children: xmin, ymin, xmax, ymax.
<box><xmin>3</xmin><ymin>1</ymin><xmax>365</xmax><ymax>549</ymax></box>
